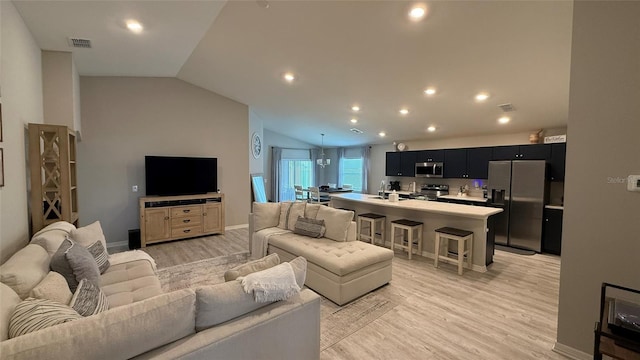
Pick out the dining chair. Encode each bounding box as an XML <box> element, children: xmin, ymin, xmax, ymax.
<box><xmin>294</xmin><ymin>185</ymin><xmax>305</xmax><ymax>202</ymax></box>
<box><xmin>308</xmin><ymin>186</ymin><xmax>331</xmax><ymax>205</ymax></box>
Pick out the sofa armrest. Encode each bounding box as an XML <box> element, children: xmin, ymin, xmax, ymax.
<box><xmin>0</xmin><ymin>289</ymin><xmax>196</xmax><ymax>360</ymax></box>
<box><xmin>248</xmin><ymin>213</ymin><xmax>255</xmax><ymax>254</ymax></box>
<box><xmin>133</xmin><ymin>289</ymin><xmax>321</xmax><ymax>360</ymax></box>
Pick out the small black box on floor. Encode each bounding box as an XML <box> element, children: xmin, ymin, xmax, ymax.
<box><xmin>128</xmin><ymin>229</ymin><xmax>141</xmax><ymax>249</ymax></box>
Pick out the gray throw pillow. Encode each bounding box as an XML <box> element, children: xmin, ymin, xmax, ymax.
<box><xmin>224</xmin><ymin>253</ymin><xmax>280</xmax><ymax>282</ymax></box>
<box><xmin>65</xmin><ymin>242</ymin><xmax>101</xmax><ymax>289</ymax></box>
<box><xmin>69</xmin><ymin>279</ymin><xmax>109</xmax><ymax>317</ymax></box>
<box><xmin>293</xmin><ymin>216</ymin><xmax>326</xmax><ymax>238</ymax></box>
<box><xmin>50</xmin><ymin>239</ymin><xmax>78</xmax><ymax>292</ymax></box>
<box><xmin>86</xmin><ymin>241</ymin><xmax>110</xmax><ymax>274</ymax></box>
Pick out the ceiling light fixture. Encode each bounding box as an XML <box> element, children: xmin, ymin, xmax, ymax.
<box><xmin>427</xmin><ymin>126</ymin><xmax>436</xmax><ymax>132</ymax></box>
<box><xmin>409</xmin><ymin>5</ymin><xmax>427</xmax><ymax>21</ymax></box>
<box><xmin>350</xmin><ymin>118</ymin><xmax>358</xmax><ymax>124</ymax></box>
<box><xmin>126</xmin><ymin>20</ymin><xmax>143</xmax><ymax>33</ymax></box>
<box><xmin>498</xmin><ymin>116</ymin><xmax>511</xmax><ymax>124</ymax></box>
<box><xmin>283</xmin><ymin>73</ymin><xmax>295</xmax><ymax>83</ymax></box>
<box><xmin>351</xmin><ymin>105</ymin><xmax>360</xmax><ymax>112</ymax></box>
<box><xmin>378</xmin><ymin>132</ymin><xmax>386</xmax><ymax>137</ymax></box>
<box><xmin>424</xmin><ymin>88</ymin><xmax>436</xmax><ymax>95</ymax></box>
<box><xmin>399</xmin><ymin>108</ymin><xmax>409</xmax><ymax>115</ymax></box>
<box><xmin>316</xmin><ymin>134</ymin><xmax>331</xmax><ymax>168</ymax></box>
<box><xmin>475</xmin><ymin>93</ymin><xmax>490</xmax><ymax>102</ymax></box>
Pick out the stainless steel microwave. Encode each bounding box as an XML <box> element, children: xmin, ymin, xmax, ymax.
<box><xmin>415</xmin><ymin>162</ymin><xmax>444</xmax><ymax>178</ymax></box>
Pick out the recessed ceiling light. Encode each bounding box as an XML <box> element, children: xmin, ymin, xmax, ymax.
<box><xmin>126</xmin><ymin>20</ymin><xmax>143</xmax><ymax>33</ymax></box>
<box><xmin>409</xmin><ymin>5</ymin><xmax>427</xmax><ymax>21</ymax></box>
<box><xmin>283</xmin><ymin>73</ymin><xmax>295</xmax><ymax>83</ymax></box>
<box><xmin>399</xmin><ymin>108</ymin><xmax>409</xmax><ymax>115</ymax></box>
<box><xmin>475</xmin><ymin>93</ymin><xmax>490</xmax><ymax>102</ymax></box>
<box><xmin>424</xmin><ymin>88</ymin><xmax>436</xmax><ymax>96</ymax></box>
<box><xmin>378</xmin><ymin>132</ymin><xmax>386</xmax><ymax>137</ymax></box>
<box><xmin>498</xmin><ymin>116</ymin><xmax>510</xmax><ymax>124</ymax></box>
<box><xmin>427</xmin><ymin>126</ymin><xmax>436</xmax><ymax>132</ymax></box>
<box><xmin>350</xmin><ymin>118</ymin><xmax>358</xmax><ymax>124</ymax></box>
<box><xmin>351</xmin><ymin>105</ymin><xmax>360</xmax><ymax>112</ymax></box>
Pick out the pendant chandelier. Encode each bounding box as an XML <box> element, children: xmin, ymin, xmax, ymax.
<box><xmin>317</xmin><ymin>133</ymin><xmax>331</xmax><ymax>168</ymax></box>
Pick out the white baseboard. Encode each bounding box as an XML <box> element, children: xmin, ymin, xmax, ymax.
<box><xmin>226</xmin><ymin>224</ymin><xmax>248</xmax><ymax>230</ymax></box>
<box><xmin>553</xmin><ymin>342</ymin><xmax>591</xmax><ymax>360</ymax></box>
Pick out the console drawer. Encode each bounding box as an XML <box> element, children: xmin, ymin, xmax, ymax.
<box><xmin>171</xmin><ymin>205</ymin><xmax>202</xmax><ymax>217</ymax></box>
<box><xmin>171</xmin><ymin>225</ymin><xmax>202</xmax><ymax>238</ymax></box>
<box><xmin>171</xmin><ymin>215</ymin><xmax>201</xmax><ymax>228</ymax></box>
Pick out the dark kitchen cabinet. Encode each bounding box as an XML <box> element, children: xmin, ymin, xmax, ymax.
<box><xmin>444</xmin><ymin>147</ymin><xmax>492</xmax><ymax>179</ymax></box>
<box><xmin>385</xmin><ymin>151</ymin><xmax>416</xmax><ymax>177</ymax></box>
<box><xmin>492</xmin><ymin>144</ymin><xmax>551</xmax><ymax>160</ymax></box>
<box><xmin>416</xmin><ymin>150</ymin><xmax>444</xmax><ymax>162</ymax></box>
<box><xmin>543</xmin><ymin>208</ymin><xmax>563</xmax><ymax>255</ymax></box>
<box><xmin>549</xmin><ymin>143</ymin><xmax>566</xmax><ymax>181</ymax></box>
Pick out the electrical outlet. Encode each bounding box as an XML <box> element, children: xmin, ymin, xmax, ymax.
<box><xmin>628</xmin><ymin>175</ymin><xmax>640</xmax><ymax>192</ymax></box>
<box><xmin>132</xmin><ymin>185</ymin><xmax>138</xmax><ymax>192</ymax></box>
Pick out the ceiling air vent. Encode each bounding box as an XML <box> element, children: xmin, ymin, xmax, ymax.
<box><xmin>68</xmin><ymin>38</ymin><xmax>92</xmax><ymax>49</ymax></box>
<box><xmin>350</xmin><ymin>128</ymin><xmax>364</xmax><ymax>134</ymax></box>
<box><xmin>498</xmin><ymin>103</ymin><xmax>515</xmax><ymax>112</ymax></box>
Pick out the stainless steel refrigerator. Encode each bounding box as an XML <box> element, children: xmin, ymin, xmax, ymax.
<box><xmin>487</xmin><ymin>160</ymin><xmax>548</xmax><ymax>252</ymax></box>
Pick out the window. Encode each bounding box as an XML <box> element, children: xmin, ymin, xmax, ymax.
<box><xmin>339</xmin><ymin>147</ymin><xmax>366</xmax><ymax>193</ymax></box>
<box><xmin>278</xmin><ymin>149</ymin><xmax>313</xmax><ymax>201</ymax></box>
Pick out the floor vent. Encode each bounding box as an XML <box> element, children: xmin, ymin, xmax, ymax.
<box><xmin>68</xmin><ymin>38</ymin><xmax>92</xmax><ymax>48</ymax></box>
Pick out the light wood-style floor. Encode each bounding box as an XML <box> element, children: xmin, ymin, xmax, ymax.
<box><xmin>139</xmin><ymin>230</ymin><xmax>567</xmax><ymax>359</ymax></box>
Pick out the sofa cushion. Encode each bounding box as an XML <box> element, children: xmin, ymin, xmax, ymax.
<box><xmin>100</xmin><ymin>260</ymin><xmax>162</xmax><ymax>308</ymax></box>
<box><xmin>304</xmin><ymin>203</ymin><xmax>322</xmax><ymax>219</ymax></box>
<box><xmin>268</xmin><ymin>232</ymin><xmax>393</xmax><ymax>276</ymax></box>
<box><xmin>0</xmin><ymin>283</ymin><xmax>21</xmax><ymax>341</ymax></box>
<box><xmin>0</xmin><ymin>244</ymin><xmax>50</xmax><ymax>299</ymax></box>
<box><xmin>315</xmin><ymin>206</ymin><xmax>353</xmax><ymax>242</ymax></box>
<box><xmin>293</xmin><ymin>216</ymin><xmax>326</xmax><ymax>238</ymax></box>
<box><xmin>0</xmin><ymin>289</ymin><xmax>196</xmax><ymax>360</ymax></box>
<box><xmin>252</xmin><ymin>202</ymin><xmax>281</xmax><ymax>231</ymax></box>
<box><xmin>195</xmin><ymin>257</ymin><xmax>307</xmax><ymax>331</ymax></box>
<box><xmin>87</xmin><ymin>240</ymin><xmax>110</xmax><ymax>274</ymax></box>
<box><xmin>30</xmin><ymin>221</ymin><xmax>76</xmax><ymax>257</ymax></box>
<box><xmin>9</xmin><ymin>298</ymin><xmax>82</xmax><ymax>338</ymax></box>
<box><xmin>277</xmin><ymin>202</ymin><xmax>306</xmax><ymax>230</ymax></box>
<box><xmin>224</xmin><ymin>253</ymin><xmax>280</xmax><ymax>281</ymax></box>
<box><xmin>69</xmin><ymin>221</ymin><xmax>108</xmax><ymax>254</ymax></box>
<box><xmin>70</xmin><ymin>279</ymin><xmax>109</xmax><ymax>317</ymax></box>
<box><xmin>29</xmin><ymin>271</ymin><xmax>73</xmax><ymax>305</ymax></box>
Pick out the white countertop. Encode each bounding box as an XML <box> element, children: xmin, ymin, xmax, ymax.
<box><xmin>545</xmin><ymin>205</ymin><xmax>564</xmax><ymax>210</ymax></box>
<box><xmin>438</xmin><ymin>194</ymin><xmax>488</xmax><ymax>203</ymax></box>
<box><xmin>330</xmin><ymin>193</ymin><xmax>502</xmax><ymax>219</ymax></box>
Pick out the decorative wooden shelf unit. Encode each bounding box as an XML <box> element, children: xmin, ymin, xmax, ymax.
<box><xmin>139</xmin><ymin>193</ymin><xmax>225</xmax><ymax>247</ymax></box>
<box><xmin>594</xmin><ymin>282</ymin><xmax>640</xmax><ymax>360</ymax></box>
<box><xmin>28</xmin><ymin>123</ymin><xmax>79</xmax><ymax>234</ymax></box>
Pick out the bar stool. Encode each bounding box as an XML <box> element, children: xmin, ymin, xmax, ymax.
<box><xmin>390</xmin><ymin>219</ymin><xmax>423</xmax><ymax>260</ymax></box>
<box><xmin>434</xmin><ymin>227</ymin><xmax>473</xmax><ymax>275</ymax></box>
<box><xmin>357</xmin><ymin>213</ymin><xmax>385</xmax><ymax>246</ymax></box>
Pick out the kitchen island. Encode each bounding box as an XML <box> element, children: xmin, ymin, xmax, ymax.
<box><xmin>331</xmin><ymin>193</ymin><xmax>503</xmax><ymax>272</ymax></box>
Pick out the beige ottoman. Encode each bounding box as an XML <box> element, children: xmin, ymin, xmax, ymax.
<box><xmin>267</xmin><ymin>232</ymin><xmax>393</xmax><ymax>305</ymax></box>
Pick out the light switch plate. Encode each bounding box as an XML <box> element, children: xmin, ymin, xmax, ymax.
<box><xmin>628</xmin><ymin>175</ymin><xmax>640</xmax><ymax>192</ymax></box>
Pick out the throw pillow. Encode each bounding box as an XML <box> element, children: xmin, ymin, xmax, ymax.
<box><xmin>29</xmin><ymin>271</ymin><xmax>73</xmax><ymax>305</ymax></box>
<box><xmin>286</xmin><ymin>202</ymin><xmax>306</xmax><ymax>231</ymax></box>
<box><xmin>50</xmin><ymin>238</ymin><xmax>78</xmax><ymax>292</ymax></box>
<box><xmin>277</xmin><ymin>202</ymin><xmax>293</xmax><ymax>229</ymax></box>
<box><xmin>224</xmin><ymin>253</ymin><xmax>280</xmax><ymax>282</ymax></box>
<box><xmin>69</xmin><ymin>279</ymin><xmax>109</xmax><ymax>317</ymax></box>
<box><xmin>65</xmin><ymin>240</ymin><xmax>101</xmax><ymax>289</ymax></box>
<box><xmin>69</xmin><ymin>221</ymin><xmax>108</xmax><ymax>254</ymax></box>
<box><xmin>304</xmin><ymin>203</ymin><xmax>322</xmax><ymax>219</ymax></box>
<box><xmin>315</xmin><ymin>206</ymin><xmax>354</xmax><ymax>242</ymax></box>
<box><xmin>293</xmin><ymin>216</ymin><xmax>326</xmax><ymax>238</ymax></box>
<box><xmin>289</xmin><ymin>256</ymin><xmax>308</xmax><ymax>288</ymax></box>
<box><xmin>0</xmin><ymin>244</ymin><xmax>50</xmax><ymax>299</ymax></box>
<box><xmin>252</xmin><ymin>202</ymin><xmax>281</xmax><ymax>231</ymax></box>
<box><xmin>8</xmin><ymin>298</ymin><xmax>82</xmax><ymax>338</ymax></box>
<box><xmin>87</xmin><ymin>241</ymin><xmax>110</xmax><ymax>274</ymax></box>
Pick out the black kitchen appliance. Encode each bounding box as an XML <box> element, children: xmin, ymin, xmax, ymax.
<box><xmin>389</xmin><ymin>181</ymin><xmax>401</xmax><ymax>191</ymax></box>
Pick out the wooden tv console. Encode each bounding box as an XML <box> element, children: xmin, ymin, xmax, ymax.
<box><xmin>139</xmin><ymin>193</ymin><xmax>225</xmax><ymax>247</ymax></box>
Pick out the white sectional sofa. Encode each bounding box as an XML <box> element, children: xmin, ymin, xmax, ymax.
<box><xmin>0</xmin><ymin>221</ymin><xmax>321</xmax><ymax>360</ymax></box>
<box><xmin>249</xmin><ymin>202</ymin><xmax>394</xmax><ymax>305</ymax></box>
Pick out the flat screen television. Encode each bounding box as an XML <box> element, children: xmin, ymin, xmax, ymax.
<box><xmin>145</xmin><ymin>156</ymin><xmax>217</xmax><ymax>196</ymax></box>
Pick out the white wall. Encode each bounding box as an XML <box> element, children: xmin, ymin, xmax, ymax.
<box><xmin>556</xmin><ymin>1</ymin><xmax>640</xmax><ymax>356</ymax></box>
<box><xmin>42</xmin><ymin>51</ymin><xmax>75</xmax><ymax>130</ymax></box>
<box><xmin>248</xmin><ymin>109</ymin><xmax>263</xmax><ymax>176</ymax></box>
<box><xmin>0</xmin><ymin>1</ymin><xmax>44</xmax><ymax>263</ymax></box>
<box><xmin>79</xmin><ymin>77</ymin><xmax>250</xmax><ymax>246</ymax></box>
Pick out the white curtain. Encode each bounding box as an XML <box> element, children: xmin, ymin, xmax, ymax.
<box><xmin>310</xmin><ymin>148</ymin><xmax>320</xmax><ymax>186</ymax></box>
<box><xmin>271</xmin><ymin>147</ymin><xmax>282</xmax><ymax>202</ymax></box>
<box><xmin>362</xmin><ymin>146</ymin><xmax>370</xmax><ymax>194</ymax></box>
<box><xmin>337</xmin><ymin>147</ymin><xmax>346</xmax><ymax>187</ymax></box>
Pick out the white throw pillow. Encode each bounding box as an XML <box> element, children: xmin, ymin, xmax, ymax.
<box><xmin>315</xmin><ymin>206</ymin><xmax>354</xmax><ymax>242</ymax></box>
<box><xmin>252</xmin><ymin>202</ymin><xmax>282</xmax><ymax>231</ymax></box>
<box><xmin>304</xmin><ymin>203</ymin><xmax>322</xmax><ymax>219</ymax></box>
<box><xmin>286</xmin><ymin>202</ymin><xmax>306</xmax><ymax>231</ymax></box>
<box><xmin>69</xmin><ymin>221</ymin><xmax>108</xmax><ymax>253</ymax></box>
<box><xmin>277</xmin><ymin>202</ymin><xmax>293</xmax><ymax>229</ymax></box>
<box><xmin>29</xmin><ymin>271</ymin><xmax>73</xmax><ymax>305</ymax></box>
<box><xmin>0</xmin><ymin>244</ymin><xmax>50</xmax><ymax>299</ymax></box>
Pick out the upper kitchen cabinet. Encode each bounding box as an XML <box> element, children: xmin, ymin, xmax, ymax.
<box><xmin>492</xmin><ymin>144</ymin><xmax>551</xmax><ymax>160</ymax></box>
<box><xmin>549</xmin><ymin>143</ymin><xmax>567</xmax><ymax>181</ymax></box>
<box><xmin>444</xmin><ymin>147</ymin><xmax>492</xmax><ymax>179</ymax></box>
<box><xmin>385</xmin><ymin>151</ymin><xmax>417</xmax><ymax>177</ymax></box>
<box><xmin>415</xmin><ymin>150</ymin><xmax>444</xmax><ymax>162</ymax></box>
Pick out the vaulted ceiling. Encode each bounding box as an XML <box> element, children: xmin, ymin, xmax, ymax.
<box><xmin>14</xmin><ymin>0</ymin><xmax>573</xmax><ymax>147</ymax></box>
